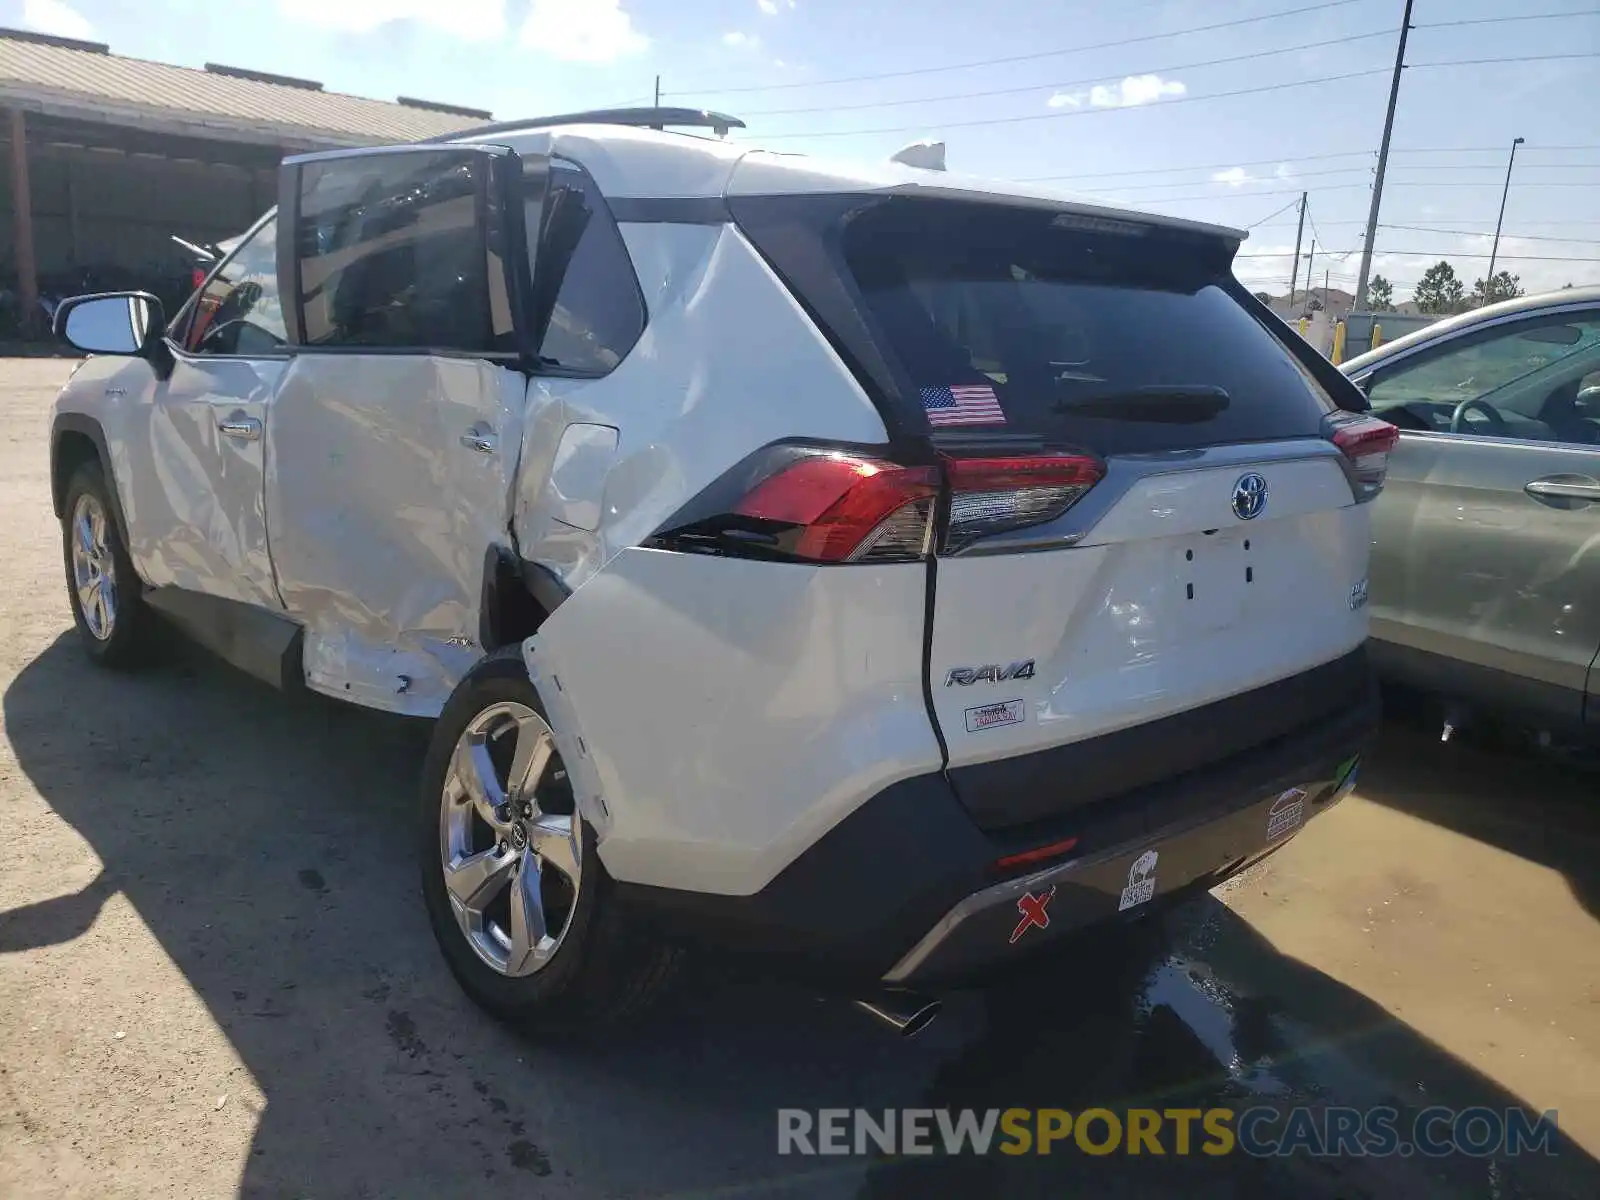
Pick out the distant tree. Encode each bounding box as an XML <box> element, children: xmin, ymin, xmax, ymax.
<box><xmin>1368</xmin><ymin>275</ymin><xmax>1394</xmax><ymax>311</ymax></box>
<box><xmin>1564</xmin><ymin>282</ymin><xmax>1575</xmax><ymax>289</ymax></box>
<box><xmin>1469</xmin><ymin>270</ymin><xmax>1524</xmax><ymax>307</ymax></box>
<box><xmin>1252</xmin><ymin>291</ymin><xmax>1274</xmax><ymax>306</ymax></box>
<box><xmin>1413</xmin><ymin>261</ymin><xmax>1465</xmax><ymax>314</ymax></box>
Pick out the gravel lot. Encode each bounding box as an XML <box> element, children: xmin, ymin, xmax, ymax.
<box><xmin>1</xmin><ymin>358</ymin><xmax>1598</xmax><ymax>1198</ymax></box>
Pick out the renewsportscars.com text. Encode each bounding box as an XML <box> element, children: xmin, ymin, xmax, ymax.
<box><xmin>777</xmin><ymin>1106</ymin><xmax>1559</xmax><ymax>1158</ymax></box>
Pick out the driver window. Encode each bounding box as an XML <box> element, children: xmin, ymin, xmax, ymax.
<box><xmin>1366</xmin><ymin>314</ymin><xmax>1600</xmax><ymax>443</ymax></box>
<box><xmin>182</xmin><ymin>217</ymin><xmax>287</xmax><ymax>356</ymax></box>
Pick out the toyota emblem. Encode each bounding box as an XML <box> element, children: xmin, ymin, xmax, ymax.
<box><xmin>1232</xmin><ymin>472</ymin><xmax>1268</xmax><ymax>521</ymax></box>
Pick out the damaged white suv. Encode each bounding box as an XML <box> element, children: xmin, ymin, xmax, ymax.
<box><xmin>49</xmin><ymin>108</ymin><xmax>1385</xmax><ymax>1034</ymax></box>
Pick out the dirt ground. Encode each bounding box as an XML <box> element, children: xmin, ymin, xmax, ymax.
<box><xmin>1</xmin><ymin>358</ymin><xmax>1597</xmax><ymax>1199</ymax></box>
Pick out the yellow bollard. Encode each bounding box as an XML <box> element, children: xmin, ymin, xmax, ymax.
<box><xmin>1371</xmin><ymin>322</ymin><xmax>1384</xmax><ymax>350</ymax></box>
<box><xmin>1332</xmin><ymin>320</ymin><xmax>1347</xmax><ymax>365</ymax></box>
<box><xmin>1298</xmin><ymin>317</ymin><xmax>1309</xmax><ymax>337</ymax></box>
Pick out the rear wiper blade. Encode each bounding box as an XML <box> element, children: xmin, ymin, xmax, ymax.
<box><xmin>1050</xmin><ymin>384</ymin><xmax>1229</xmax><ymax>423</ymax></box>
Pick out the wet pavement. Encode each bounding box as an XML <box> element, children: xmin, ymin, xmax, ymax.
<box><xmin>0</xmin><ymin>359</ymin><xmax>1597</xmax><ymax>1198</ymax></box>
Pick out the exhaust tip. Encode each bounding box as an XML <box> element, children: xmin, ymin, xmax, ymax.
<box><xmin>853</xmin><ymin>993</ymin><xmax>943</xmax><ymax>1038</ymax></box>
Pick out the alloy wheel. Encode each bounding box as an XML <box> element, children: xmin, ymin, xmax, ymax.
<box><xmin>439</xmin><ymin>701</ymin><xmax>581</xmax><ymax>977</ymax></box>
<box><xmin>70</xmin><ymin>492</ymin><xmax>116</xmax><ymax>641</ymax></box>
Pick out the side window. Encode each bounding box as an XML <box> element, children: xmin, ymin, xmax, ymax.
<box><xmin>528</xmin><ymin>165</ymin><xmax>645</xmax><ymax>374</ymax></box>
<box><xmin>296</xmin><ymin>151</ymin><xmax>508</xmax><ymax>352</ymax></box>
<box><xmin>1366</xmin><ymin>314</ymin><xmax>1600</xmax><ymax>443</ymax></box>
<box><xmin>180</xmin><ymin>217</ymin><xmax>287</xmax><ymax>356</ymax></box>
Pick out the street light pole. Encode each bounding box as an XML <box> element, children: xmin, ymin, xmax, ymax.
<box><xmin>1485</xmin><ymin>136</ymin><xmax>1524</xmax><ymax>297</ymax></box>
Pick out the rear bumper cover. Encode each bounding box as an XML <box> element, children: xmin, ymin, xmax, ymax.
<box><xmin>616</xmin><ymin>653</ymin><xmax>1378</xmax><ymax>989</ymax></box>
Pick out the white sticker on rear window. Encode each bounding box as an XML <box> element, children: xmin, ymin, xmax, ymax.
<box><xmin>964</xmin><ymin>698</ymin><xmax>1025</xmax><ymax>733</ymax></box>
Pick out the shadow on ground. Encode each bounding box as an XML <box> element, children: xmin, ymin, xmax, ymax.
<box><xmin>1355</xmin><ymin>715</ymin><xmax>1600</xmax><ymax>923</ymax></box>
<box><xmin>5</xmin><ymin>633</ymin><xmax>1598</xmax><ymax>1198</ymax></box>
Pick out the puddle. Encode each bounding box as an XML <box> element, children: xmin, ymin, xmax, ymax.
<box><xmin>1137</xmin><ymin>955</ymin><xmax>1291</xmax><ymax>1096</ymax></box>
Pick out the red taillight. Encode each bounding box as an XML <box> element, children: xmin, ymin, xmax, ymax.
<box><xmin>994</xmin><ymin>836</ymin><xmax>1080</xmax><ymax>872</ymax></box>
<box><xmin>940</xmin><ymin>452</ymin><xmax>1105</xmax><ymax>553</ymax></box>
<box><xmin>1329</xmin><ymin>416</ymin><xmax>1400</xmax><ymax>501</ymax></box>
<box><xmin>734</xmin><ymin>452</ymin><xmax>940</xmax><ymax>563</ymax></box>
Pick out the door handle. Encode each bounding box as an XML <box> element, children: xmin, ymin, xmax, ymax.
<box><xmin>1525</xmin><ymin>477</ymin><xmax>1600</xmax><ymax>501</ymax></box>
<box><xmin>218</xmin><ymin>416</ymin><xmax>261</xmax><ymax>441</ymax></box>
<box><xmin>460</xmin><ymin>429</ymin><xmax>497</xmax><ymax>455</ymax></box>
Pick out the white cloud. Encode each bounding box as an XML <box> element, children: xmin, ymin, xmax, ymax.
<box><xmin>1212</xmin><ymin>167</ymin><xmax>1256</xmax><ymax>188</ymax></box>
<box><xmin>722</xmin><ymin>30</ymin><xmax>761</xmax><ymax>49</ymax></box>
<box><xmin>521</xmin><ymin>0</ymin><xmax>648</xmax><ymax>61</ymax></box>
<box><xmin>1274</xmin><ymin>162</ymin><xmax>1296</xmax><ymax>181</ymax></box>
<box><xmin>22</xmin><ymin>0</ymin><xmax>94</xmax><ymax>39</ymax></box>
<box><xmin>277</xmin><ymin>0</ymin><xmax>508</xmax><ymax>39</ymax></box>
<box><xmin>1047</xmin><ymin>92</ymin><xmax>1082</xmax><ymax>108</ymax></box>
<box><xmin>757</xmin><ymin>0</ymin><xmax>779</xmax><ymax>12</ymax></box>
<box><xmin>1088</xmin><ymin>74</ymin><xmax>1186</xmax><ymax>108</ymax></box>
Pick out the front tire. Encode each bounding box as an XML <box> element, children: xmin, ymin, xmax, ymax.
<box><xmin>418</xmin><ymin>647</ymin><xmax>679</xmax><ymax>1029</ymax></box>
<box><xmin>60</xmin><ymin>460</ymin><xmax>155</xmax><ymax>669</ymax></box>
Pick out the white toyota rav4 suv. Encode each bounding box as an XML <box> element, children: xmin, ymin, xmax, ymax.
<box><xmin>49</xmin><ymin>108</ymin><xmax>1385</xmax><ymax>1035</ymax></box>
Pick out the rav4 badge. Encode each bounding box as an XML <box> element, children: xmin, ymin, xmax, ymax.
<box><xmin>946</xmin><ymin>660</ymin><xmax>1035</xmax><ymax>686</ymax></box>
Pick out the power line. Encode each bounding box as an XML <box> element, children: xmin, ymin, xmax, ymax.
<box><xmin>1410</xmin><ymin>52</ymin><xmax>1600</xmax><ymax>69</ymax></box>
<box><xmin>1245</xmin><ymin>198</ymin><xmax>1305</xmax><ymax>228</ymax></box>
<box><xmin>1019</xmin><ymin>150</ymin><xmax>1373</xmax><ymax>182</ymax></box>
<box><xmin>1416</xmin><ymin>8</ymin><xmax>1600</xmax><ymax>30</ymax></box>
<box><xmin>1393</xmin><ymin>144</ymin><xmax>1600</xmax><ymax>152</ymax></box>
<box><xmin>667</xmin><ymin>0</ymin><xmax>1376</xmax><ymax>96</ymax></box>
<box><xmin>756</xmin><ymin>55</ymin><xmax>1600</xmax><ymax>141</ymax></box>
<box><xmin>1071</xmin><ymin>165</ymin><xmax>1375</xmax><ymax>193</ymax></box>
<box><xmin>1381</xmin><ymin>223</ymin><xmax>1600</xmax><ymax>244</ymax></box>
<box><xmin>733</xmin><ymin>29</ymin><xmax>1396</xmax><ymax>117</ymax></box>
<box><xmin>759</xmin><ymin>68</ymin><xmax>1392</xmax><ymax>139</ymax></box>
<box><xmin>1018</xmin><ymin>150</ymin><xmax>1598</xmax><ymax>185</ymax></box>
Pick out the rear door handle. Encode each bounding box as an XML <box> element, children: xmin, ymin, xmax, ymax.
<box><xmin>218</xmin><ymin>416</ymin><xmax>261</xmax><ymax>441</ymax></box>
<box><xmin>1525</xmin><ymin>477</ymin><xmax>1600</xmax><ymax>501</ymax></box>
<box><xmin>460</xmin><ymin>428</ymin><xmax>497</xmax><ymax>455</ymax></box>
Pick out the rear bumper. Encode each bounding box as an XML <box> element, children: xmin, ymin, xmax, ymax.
<box><xmin>616</xmin><ymin>656</ymin><xmax>1378</xmax><ymax>989</ymax></box>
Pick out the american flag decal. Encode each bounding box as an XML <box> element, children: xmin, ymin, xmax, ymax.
<box><xmin>920</xmin><ymin>383</ymin><xmax>1006</xmax><ymax>428</ymax></box>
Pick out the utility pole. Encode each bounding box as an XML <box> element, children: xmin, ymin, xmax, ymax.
<box><xmin>654</xmin><ymin>74</ymin><xmax>661</xmax><ymax>106</ymax></box>
<box><xmin>1305</xmin><ymin>241</ymin><xmax>1316</xmax><ymax>310</ymax></box>
<box><xmin>1354</xmin><ymin>0</ymin><xmax>1415</xmax><ymax>311</ymax></box>
<box><xmin>1486</xmin><ymin>135</ymin><xmax>1524</xmax><ymax>295</ymax></box>
<box><xmin>1288</xmin><ymin>191</ymin><xmax>1307</xmax><ymax>309</ymax></box>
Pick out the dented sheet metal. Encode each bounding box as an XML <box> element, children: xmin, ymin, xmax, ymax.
<box><xmin>266</xmin><ymin>354</ymin><xmax>526</xmax><ymax>716</ymax></box>
<box><xmin>513</xmin><ymin>222</ymin><xmax>885</xmax><ymax>595</ymax></box>
<box><xmin>116</xmin><ymin>355</ymin><xmax>287</xmax><ymax>608</ymax></box>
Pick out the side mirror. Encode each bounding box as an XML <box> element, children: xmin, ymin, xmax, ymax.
<box><xmin>54</xmin><ymin>292</ymin><xmax>165</xmax><ymax>357</ymax></box>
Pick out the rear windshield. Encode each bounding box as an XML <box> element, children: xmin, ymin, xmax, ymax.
<box><xmin>837</xmin><ymin>198</ymin><xmax>1335</xmax><ymax>453</ymax></box>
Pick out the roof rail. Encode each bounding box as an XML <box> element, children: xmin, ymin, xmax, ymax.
<box><xmin>418</xmin><ymin>107</ymin><xmax>745</xmax><ymax>143</ymax></box>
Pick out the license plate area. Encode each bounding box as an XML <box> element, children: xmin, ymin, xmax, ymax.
<box><xmin>1171</xmin><ymin>529</ymin><xmax>1259</xmax><ymax>634</ymax></box>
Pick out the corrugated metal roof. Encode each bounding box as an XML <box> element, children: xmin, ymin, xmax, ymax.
<box><xmin>0</xmin><ymin>33</ymin><xmax>479</xmax><ymax>147</ymax></box>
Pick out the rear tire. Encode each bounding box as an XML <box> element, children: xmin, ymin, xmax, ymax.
<box><xmin>60</xmin><ymin>460</ymin><xmax>155</xmax><ymax>669</ymax></box>
<box><xmin>418</xmin><ymin>647</ymin><xmax>679</xmax><ymax>1029</ymax></box>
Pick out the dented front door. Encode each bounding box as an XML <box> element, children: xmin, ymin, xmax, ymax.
<box><xmin>264</xmin><ymin>143</ymin><xmax>531</xmax><ymax>715</ymax></box>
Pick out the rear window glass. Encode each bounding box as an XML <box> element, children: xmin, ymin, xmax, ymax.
<box><xmin>840</xmin><ymin>199</ymin><xmax>1334</xmax><ymax>453</ymax></box>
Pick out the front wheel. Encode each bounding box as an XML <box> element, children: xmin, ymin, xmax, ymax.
<box><xmin>60</xmin><ymin>460</ymin><xmax>155</xmax><ymax>668</ymax></box>
<box><xmin>418</xmin><ymin>648</ymin><xmax>679</xmax><ymax>1029</ymax></box>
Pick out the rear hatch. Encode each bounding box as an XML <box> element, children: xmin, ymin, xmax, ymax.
<box><xmin>730</xmin><ymin>192</ymin><xmax>1390</xmax><ymax>831</ymax></box>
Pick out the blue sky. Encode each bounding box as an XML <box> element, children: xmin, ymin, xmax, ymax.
<box><xmin>10</xmin><ymin>0</ymin><xmax>1599</xmax><ymax>299</ymax></box>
